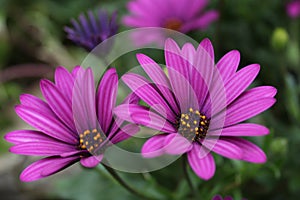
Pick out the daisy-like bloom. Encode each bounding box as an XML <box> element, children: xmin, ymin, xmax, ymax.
<box><xmin>123</xmin><ymin>0</ymin><xmax>218</xmax><ymax>32</ymax></box>
<box><xmin>4</xmin><ymin>66</ymin><xmax>139</xmax><ymax>182</ymax></box>
<box><xmin>65</xmin><ymin>9</ymin><xmax>118</xmax><ymax>51</ymax></box>
<box><xmin>114</xmin><ymin>38</ymin><xmax>277</xmax><ymax>180</ymax></box>
<box><xmin>286</xmin><ymin>0</ymin><xmax>300</xmax><ymax>19</ymax></box>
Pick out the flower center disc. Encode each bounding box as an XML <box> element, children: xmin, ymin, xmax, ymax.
<box><xmin>79</xmin><ymin>129</ymin><xmax>106</xmax><ymax>153</ymax></box>
<box><xmin>164</xmin><ymin>19</ymin><xmax>182</xmax><ymax>31</ymax></box>
<box><xmin>177</xmin><ymin>108</ymin><xmax>210</xmax><ymax>142</ymax></box>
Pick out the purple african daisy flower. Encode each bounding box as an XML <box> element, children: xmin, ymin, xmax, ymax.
<box><xmin>65</xmin><ymin>9</ymin><xmax>118</xmax><ymax>51</ymax></box>
<box><xmin>123</xmin><ymin>0</ymin><xmax>218</xmax><ymax>32</ymax></box>
<box><xmin>4</xmin><ymin>66</ymin><xmax>139</xmax><ymax>182</ymax></box>
<box><xmin>114</xmin><ymin>38</ymin><xmax>277</xmax><ymax>180</ymax></box>
<box><xmin>286</xmin><ymin>0</ymin><xmax>300</xmax><ymax>19</ymax></box>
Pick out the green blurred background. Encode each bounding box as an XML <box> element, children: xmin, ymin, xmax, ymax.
<box><xmin>0</xmin><ymin>0</ymin><xmax>299</xmax><ymax>199</ymax></box>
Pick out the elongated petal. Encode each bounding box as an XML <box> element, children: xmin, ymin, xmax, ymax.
<box><xmin>109</xmin><ymin>92</ymin><xmax>140</xmax><ymax>135</ymax></box>
<box><xmin>223</xmin><ymin>138</ymin><xmax>267</xmax><ymax>163</ymax></box>
<box><xmin>41</xmin><ymin>80</ymin><xmax>76</xmax><ymax>132</ymax></box>
<box><xmin>114</xmin><ymin>104</ymin><xmax>176</xmax><ymax>133</ymax></box>
<box><xmin>54</xmin><ymin>66</ymin><xmax>75</xmax><ymax>103</ymax></box>
<box><xmin>97</xmin><ymin>68</ymin><xmax>118</xmax><ymax>133</ymax></box>
<box><xmin>80</xmin><ymin>155</ymin><xmax>102</xmax><ymax>168</ymax></box>
<box><xmin>20</xmin><ymin>94</ymin><xmax>52</xmax><ymax>114</ymax></box>
<box><xmin>187</xmin><ymin>144</ymin><xmax>215</xmax><ymax>180</ymax></box>
<box><xmin>181</xmin><ymin>10</ymin><xmax>219</xmax><ymax>32</ymax></box>
<box><xmin>110</xmin><ymin>124</ymin><xmax>140</xmax><ymax>144</ymax></box>
<box><xmin>199</xmin><ymin>38</ymin><xmax>214</xmax><ymax>60</ymax></box>
<box><xmin>20</xmin><ymin>156</ymin><xmax>80</xmax><ymax>182</ymax></box>
<box><xmin>122</xmin><ymin>73</ymin><xmax>177</xmax><ymax>122</ymax></box>
<box><xmin>141</xmin><ymin>134</ymin><xmax>167</xmax><ymax>158</ymax></box>
<box><xmin>4</xmin><ymin>130</ymin><xmax>58</xmax><ymax>145</ymax></box>
<box><xmin>164</xmin><ymin>133</ymin><xmax>192</xmax><ymax>155</ymax></box>
<box><xmin>204</xmin><ymin>138</ymin><xmax>243</xmax><ymax>160</ymax></box>
<box><xmin>136</xmin><ymin>53</ymin><xmax>179</xmax><ymax>114</ymax></box>
<box><xmin>212</xmin><ymin>98</ymin><xmax>276</xmax><ymax>129</ymax></box>
<box><xmin>165</xmin><ymin>39</ymin><xmax>200</xmax><ymax>111</ymax></box>
<box><xmin>236</xmin><ymin>86</ymin><xmax>277</xmax><ymax>101</ymax></box>
<box><xmin>10</xmin><ymin>141</ymin><xmax>76</xmax><ymax>156</ymax></box>
<box><xmin>73</xmin><ymin>68</ymin><xmax>98</xmax><ymax>133</ymax></box>
<box><xmin>15</xmin><ymin>105</ymin><xmax>77</xmax><ymax>144</ymax></box>
<box><xmin>209</xmin><ymin>123</ymin><xmax>269</xmax><ymax>136</ymax></box>
<box><xmin>216</xmin><ymin>50</ymin><xmax>240</xmax><ymax>82</ymax></box>
<box><xmin>215</xmin><ymin>64</ymin><xmax>260</xmax><ymax>111</ymax></box>
<box><xmin>193</xmin><ymin>41</ymin><xmax>214</xmax><ymax>108</ymax></box>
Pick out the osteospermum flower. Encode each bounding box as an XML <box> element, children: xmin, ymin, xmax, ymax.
<box><xmin>4</xmin><ymin>66</ymin><xmax>139</xmax><ymax>182</ymax></box>
<box><xmin>123</xmin><ymin>0</ymin><xmax>218</xmax><ymax>32</ymax></box>
<box><xmin>286</xmin><ymin>0</ymin><xmax>300</xmax><ymax>18</ymax></box>
<box><xmin>65</xmin><ymin>9</ymin><xmax>118</xmax><ymax>51</ymax></box>
<box><xmin>114</xmin><ymin>38</ymin><xmax>276</xmax><ymax>180</ymax></box>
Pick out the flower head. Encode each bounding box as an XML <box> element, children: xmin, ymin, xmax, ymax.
<box><xmin>286</xmin><ymin>0</ymin><xmax>300</xmax><ymax>19</ymax></box>
<box><xmin>114</xmin><ymin>38</ymin><xmax>276</xmax><ymax>180</ymax></box>
<box><xmin>123</xmin><ymin>0</ymin><xmax>218</xmax><ymax>32</ymax></box>
<box><xmin>65</xmin><ymin>9</ymin><xmax>118</xmax><ymax>52</ymax></box>
<box><xmin>5</xmin><ymin>66</ymin><xmax>139</xmax><ymax>182</ymax></box>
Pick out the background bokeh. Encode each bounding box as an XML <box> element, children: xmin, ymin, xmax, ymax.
<box><xmin>0</xmin><ymin>0</ymin><xmax>299</xmax><ymax>199</ymax></box>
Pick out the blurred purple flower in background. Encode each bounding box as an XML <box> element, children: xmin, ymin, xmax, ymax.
<box><xmin>65</xmin><ymin>9</ymin><xmax>118</xmax><ymax>52</ymax></box>
<box><xmin>114</xmin><ymin>38</ymin><xmax>277</xmax><ymax>180</ymax></box>
<box><xmin>212</xmin><ymin>195</ymin><xmax>233</xmax><ymax>200</ymax></box>
<box><xmin>4</xmin><ymin>66</ymin><xmax>139</xmax><ymax>182</ymax></box>
<box><xmin>286</xmin><ymin>0</ymin><xmax>300</xmax><ymax>18</ymax></box>
<box><xmin>123</xmin><ymin>0</ymin><xmax>218</xmax><ymax>32</ymax></box>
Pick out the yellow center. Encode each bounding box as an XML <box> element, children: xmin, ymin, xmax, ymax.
<box><xmin>79</xmin><ymin>129</ymin><xmax>105</xmax><ymax>153</ymax></box>
<box><xmin>177</xmin><ymin>108</ymin><xmax>210</xmax><ymax>142</ymax></box>
<box><xmin>164</xmin><ymin>19</ymin><xmax>182</xmax><ymax>31</ymax></box>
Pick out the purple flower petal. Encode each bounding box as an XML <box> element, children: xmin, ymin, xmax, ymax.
<box><xmin>217</xmin><ymin>64</ymin><xmax>260</xmax><ymax>110</ymax></box>
<box><xmin>209</xmin><ymin>123</ymin><xmax>269</xmax><ymax>137</ymax></box>
<box><xmin>212</xmin><ymin>195</ymin><xmax>223</xmax><ymax>200</ymax></box>
<box><xmin>165</xmin><ymin>39</ymin><xmax>199</xmax><ymax>111</ymax></box>
<box><xmin>204</xmin><ymin>138</ymin><xmax>243</xmax><ymax>160</ymax></box>
<box><xmin>163</xmin><ymin>133</ymin><xmax>192</xmax><ymax>155</ymax></box>
<box><xmin>192</xmin><ymin>40</ymin><xmax>214</xmax><ymax>108</ymax></box>
<box><xmin>216</xmin><ymin>50</ymin><xmax>240</xmax><ymax>82</ymax></box>
<box><xmin>15</xmin><ymin>105</ymin><xmax>77</xmax><ymax>144</ymax></box>
<box><xmin>4</xmin><ymin>130</ymin><xmax>58</xmax><ymax>145</ymax></box>
<box><xmin>20</xmin><ymin>156</ymin><xmax>80</xmax><ymax>182</ymax></box>
<box><xmin>136</xmin><ymin>53</ymin><xmax>179</xmax><ymax>114</ymax></box>
<box><xmin>122</xmin><ymin>73</ymin><xmax>177</xmax><ymax>122</ymax></box>
<box><xmin>97</xmin><ymin>68</ymin><xmax>118</xmax><ymax>133</ymax></box>
<box><xmin>80</xmin><ymin>155</ymin><xmax>102</xmax><ymax>168</ymax></box>
<box><xmin>114</xmin><ymin>104</ymin><xmax>176</xmax><ymax>133</ymax></box>
<box><xmin>110</xmin><ymin>124</ymin><xmax>140</xmax><ymax>144</ymax></box>
<box><xmin>54</xmin><ymin>66</ymin><xmax>75</xmax><ymax>103</ymax></box>
<box><xmin>141</xmin><ymin>134</ymin><xmax>168</xmax><ymax>158</ymax></box>
<box><xmin>199</xmin><ymin>38</ymin><xmax>214</xmax><ymax>60</ymax></box>
<box><xmin>224</xmin><ymin>196</ymin><xmax>234</xmax><ymax>200</ymax></box>
<box><xmin>181</xmin><ymin>10</ymin><xmax>219</xmax><ymax>32</ymax></box>
<box><xmin>237</xmin><ymin>86</ymin><xmax>277</xmax><ymax>101</ymax></box>
<box><xmin>187</xmin><ymin>144</ymin><xmax>215</xmax><ymax>180</ymax></box>
<box><xmin>73</xmin><ymin>68</ymin><xmax>98</xmax><ymax>133</ymax></box>
<box><xmin>40</xmin><ymin>79</ymin><xmax>76</xmax><ymax>132</ymax></box>
<box><xmin>10</xmin><ymin>141</ymin><xmax>76</xmax><ymax>156</ymax></box>
<box><xmin>20</xmin><ymin>94</ymin><xmax>52</xmax><ymax>114</ymax></box>
<box><xmin>212</xmin><ymin>97</ymin><xmax>276</xmax><ymax>129</ymax></box>
<box><xmin>224</xmin><ymin>137</ymin><xmax>267</xmax><ymax>163</ymax></box>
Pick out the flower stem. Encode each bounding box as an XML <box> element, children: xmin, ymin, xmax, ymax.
<box><xmin>102</xmin><ymin>165</ymin><xmax>158</xmax><ymax>200</ymax></box>
<box><xmin>182</xmin><ymin>155</ymin><xmax>198</xmax><ymax>198</ymax></box>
